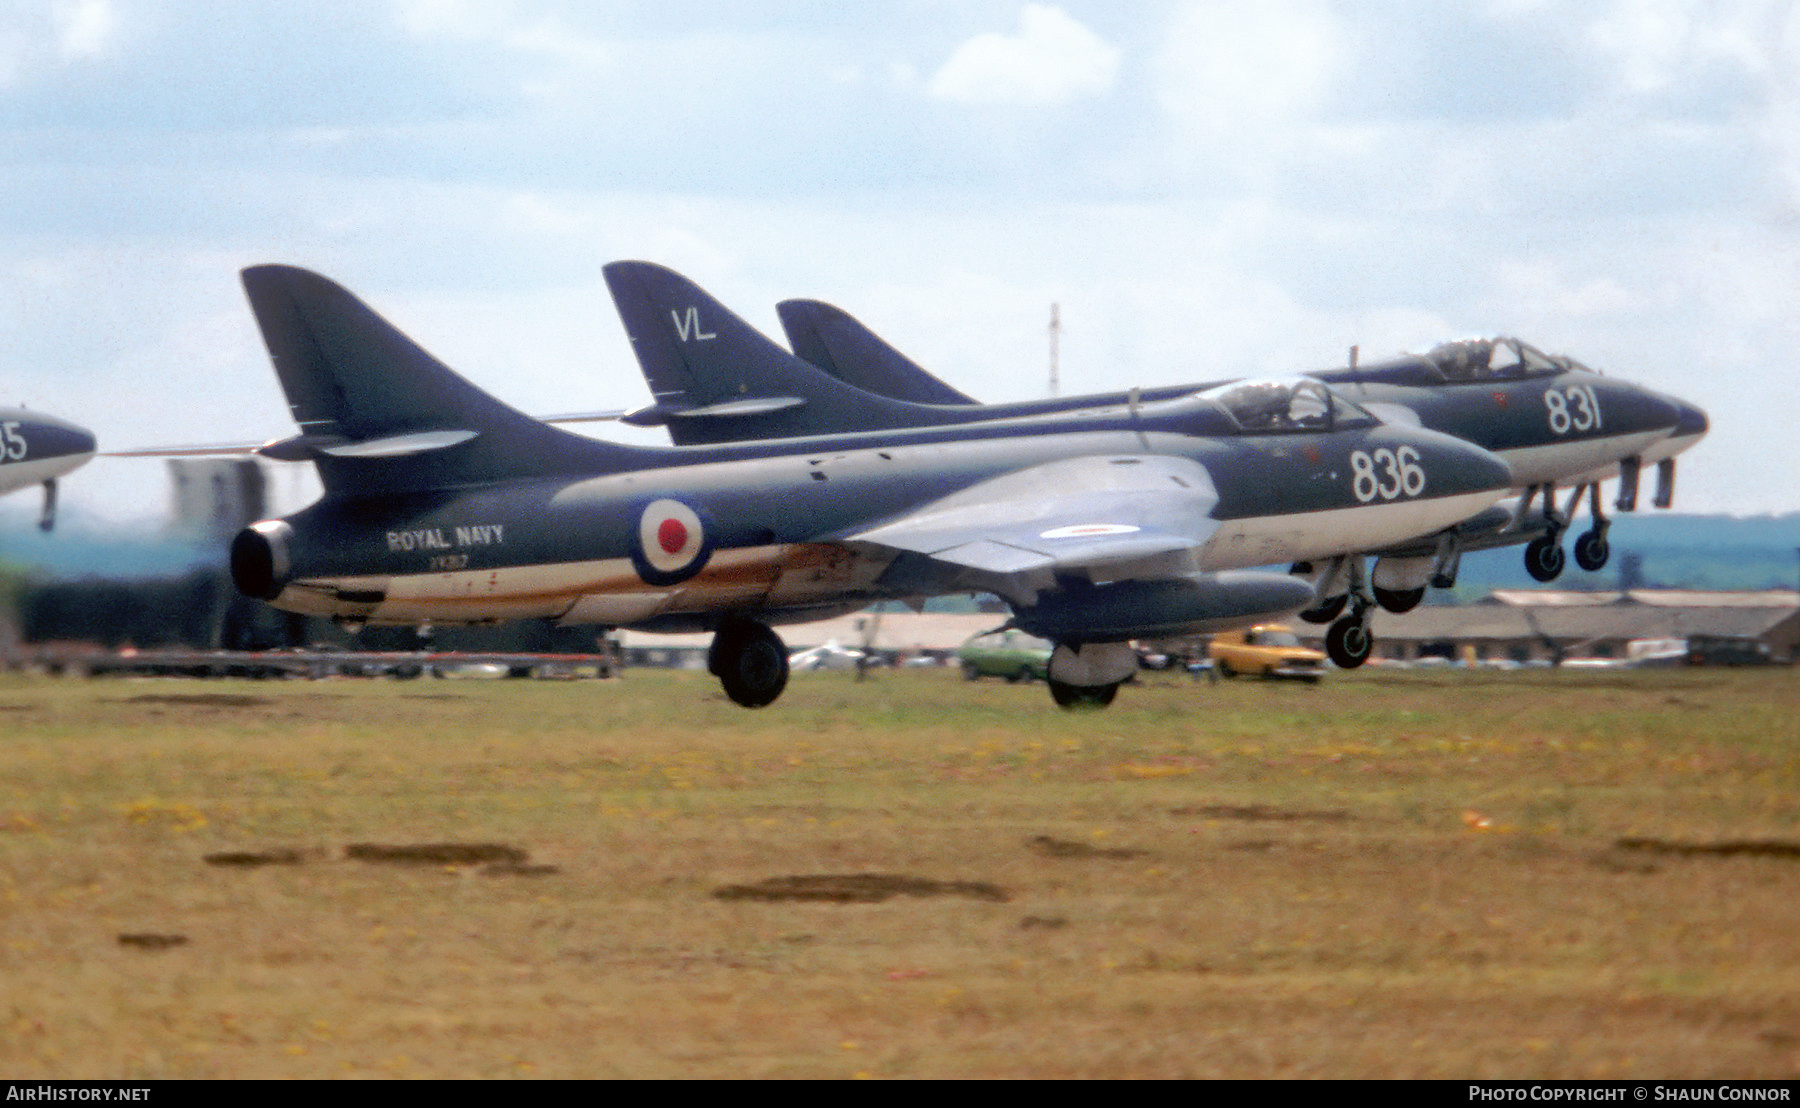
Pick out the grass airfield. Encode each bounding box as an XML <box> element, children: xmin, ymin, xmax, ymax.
<box><xmin>2</xmin><ymin>665</ymin><xmax>1798</xmax><ymax>1079</ymax></box>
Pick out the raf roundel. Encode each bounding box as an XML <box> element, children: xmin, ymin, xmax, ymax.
<box><xmin>633</xmin><ymin>499</ymin><xmax>712</xmax><ymax>585</ymax></box>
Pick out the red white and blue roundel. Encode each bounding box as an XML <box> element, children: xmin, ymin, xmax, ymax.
<box><xmin>632</xmin><ymin>499</ymin><xmax>713</xmax><ymax>585</ymax></box>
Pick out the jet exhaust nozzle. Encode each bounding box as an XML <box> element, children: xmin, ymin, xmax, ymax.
<box><xmin>231</xmin><ymin>520</ymin><xmax>295</xmax><ymax>601</ymax></box>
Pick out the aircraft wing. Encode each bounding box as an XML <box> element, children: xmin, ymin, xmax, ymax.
<box><xmin>103</xmin><ymin>411</ymin><xmax>633</xmax><ymax>459</ymax></box>
<box><xmin>849</xmin><ymin>454</ymin><xmax>1220</xmax><ymax>598</ymax></box>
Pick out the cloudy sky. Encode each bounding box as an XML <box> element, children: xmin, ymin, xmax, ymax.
<box><xmin>2</xmin><ymin>0</ymin><xmax>1796</xmax><ymax>525</ymax></box>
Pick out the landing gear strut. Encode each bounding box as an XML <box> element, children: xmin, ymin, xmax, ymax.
<box><xmin>1325</xmin><ymin>616</ymin><xmax>1373</xmax><ymax>669</ymax></box>
<box><xmin>1572</xmin><ymin>483</ymin><xmax>1610</xmax><ymax>572</ymax></box>
<box><xmin>1324</xmin><ymin>556</ymin><xmax>1376</xmax><ymax>670</ymax></box>
<box><xmin>38</xmin><ymin>479</ymin><xmax>57</xmax><ymax>533</ymax></box>
<box><xmin>1520</xmin><ymin>481</ymin><xmax>1615</xmax><ymax>583</ymax></box>
<box><xmin>709</xmin><ymin>619</ymin><xmax>789</xmax><ymax>708</ymax></box>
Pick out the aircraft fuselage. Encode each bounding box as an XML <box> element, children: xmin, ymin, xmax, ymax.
<box><xmin>240</xmin><ymin>412</ymin><xmax>1506</xmax><ymax>632</ymax></box>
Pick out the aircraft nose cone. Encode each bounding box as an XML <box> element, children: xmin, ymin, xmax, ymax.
<box><xmin>1448</xmin><ymin>435</ymin><xmax>1514</xmax><ymax>494</ymax></box>
<box><xmin>1631</xmin><ymin>388</ymin><xmax>1684</xmax><ymax>434</ymax></box>
<box><xmin>1670</xmin><ymin>397</ymin><xmax>1709</xmax><ymax>441</ymax></box>
<box><xmin>30</xmin><ymin>415</ymin><xmax>97</xmax><ymax>460</ymax></box>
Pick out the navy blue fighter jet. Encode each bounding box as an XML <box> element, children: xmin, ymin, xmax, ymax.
<box><xmin>598</xmin><ymin>265</ymin><xmax>1704</xmax><ymax>667</ymax></box>
<box><xmin>769</xmin><ymin>299</ymin><xmax>1707</xmax><ymax>591</ymax></box>
<box><xmin>0</xmin><ymin>407</ymin><xmax>96</xmax><ymax>531</ymax></box>
<box><xmin>226</xmin><ymin>265</ymin><xmax>1513</xmax><ymax>706</ymax></box>
<box><xmin>778</xmin><ymin>303</ymin><xmax>1708</xmax><ymax>576</ymax></box>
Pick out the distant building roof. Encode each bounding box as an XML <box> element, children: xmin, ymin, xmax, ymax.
<box><xmin>1371</xmin><ymin>604</ymin><xmax>1797</xmax><ymax>644</ymax></box>
<box><xmin>1486</xmin><ymin>589</ymin><xmax>1799</xmax><ymax>609</ymax></box>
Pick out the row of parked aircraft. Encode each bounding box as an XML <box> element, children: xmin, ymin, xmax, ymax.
<box><xmin>8</xmin><ymin>262</ymin><xmax>1707</xmax><ymax>709</ymax></box>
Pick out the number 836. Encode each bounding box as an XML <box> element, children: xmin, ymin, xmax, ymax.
<box><xmin>1349</xmin><ymin>446</ymin><xmax>1426</xmax><ymax>502</ymax></box>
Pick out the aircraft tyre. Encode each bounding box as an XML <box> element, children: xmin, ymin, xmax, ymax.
<box><xmin>712</xmin><ymin>621</ymin><xmax>789</xmax><ymax>708</ymax></box>
<box><xmin>961</xmin><ymin>661</ymin><xmax>981</xmax><ymax>681</ymax></box>
<box><xmin>1216</xmin><ymin>659</ymin><xmax>1235</xmax><ymax>679</ymax></box>
<box><xmin>1374</xmin><ymin>586</ymin><xmax>1425</xmax><ymax>614</ymax></box>
<box><xmin>1048</xmin><ymin>678</ymin><xmax>1118</xmax><ymax>709</ymax></box>
<box><xmin>1299</xmin><ymin>593</ymin><xmax>1348</xmax><ymax>624</ymax></box>
<box><xmin>1325</xmin><ymin>617</ymin><xmax>1373</xmax><ymax>670</ymax></box>
<box><xmin>1573</xmin><ymin>530</ymin><xmax>1610</xmax><ymax>573</ymax></box>
<box><xmin>1524</xmin><ymin>537</ymin><xmax>1566</xmax><ymax>583</ymax></box>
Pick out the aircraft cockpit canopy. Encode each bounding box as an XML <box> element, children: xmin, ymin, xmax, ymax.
<box><xmin>1199</xmin><ymin>378</ymin><xmax>1378</xmax><ymax>434</ymax></box>
<box><xmin>1418</xmin><ymin>337</ymin><xmax>1566</xmax><ymax>382</ymax></box>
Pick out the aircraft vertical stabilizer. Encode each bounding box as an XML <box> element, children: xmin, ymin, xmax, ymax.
<box><xmin>776</xmin><ymin>299</ymin><xmax>978</xmax><ymax>406</ymax></box>
<box><xmin>602</xmin><ymin>261</ymin><xmax>971</xmax><ymax>446</ymax></box>
<box><xmin>240</xmin><ymin>265</ymin><xmax>623</xmax><ymax>495</ymax></box>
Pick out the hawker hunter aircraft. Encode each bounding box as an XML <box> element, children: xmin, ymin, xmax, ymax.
<box><xmin>0</xmin><ymin>407</ymin><xmax>96</xmax><ymax>531</ymax></box>
<box><xmin>772</xmin><ymin>298</ymin><xmax>1709</xmax><ymax>586</ymax></box>
<box><xmin>600</xmin><ymin>264</ymin><xmax>1700</xmax><ymax>665</ymax></box>
<box><xmin>226</xmin><ymin>265</ymin><xmax>1512</xmax><ymax>707</ymax></box>
<box><xmin>775</xmin><ymin>299</ymin><xmax>1711</xmax><ymax>620</ymax></box>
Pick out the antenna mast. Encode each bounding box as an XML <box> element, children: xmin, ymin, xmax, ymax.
<box><xmin>1048</xmin><ymin>303</ymin><xmax>1062</xmax><ymax>398</ymax></box>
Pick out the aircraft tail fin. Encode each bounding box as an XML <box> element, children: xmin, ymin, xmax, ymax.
<box><xmin>602</xmin><ymin>261</ymin><xmax>963</xmax><ymax>445</ymax></box>
<box><xmin>241</xmin><ymin>265</ymin><xmax>621</xmax><ymax>496</ymax></box>
<box><xmin>776</xmin><ymin>299</ymin><xmax>979</xmax><ymax>406</ymax></box>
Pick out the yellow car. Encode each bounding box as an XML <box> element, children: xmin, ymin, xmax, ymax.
<box><xmin>1207</xmin><ymin>624</ymin><xmax>1327</xmax><ymax>683</ymax></box>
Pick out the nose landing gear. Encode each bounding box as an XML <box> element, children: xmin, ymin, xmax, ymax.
<box><xmin>1521</xmin><ymin>480</ymin><xmax>1619</xmax><ymax>583</ymax></box>
<box><xmin>1324</xmin><ymin>556</ymin><xmax>1376</xmax><ymax>670</ymax></box>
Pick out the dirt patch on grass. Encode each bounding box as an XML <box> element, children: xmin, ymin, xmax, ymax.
<box><xmin>117</xmin><ymin>933</ymin><xmax>188</xmax><ymax>950</ymax></box>
<box><xmin>713</xmin><ymin>874</ymin><xmax>1009</xmax><ymax>904</ymax></box>
<box><xmin>345</xmin><ymin>842</ymin><xmax>530</xmax><ymax>866</ymax></box>
<box><xmin>1172</xmin><ymin>803</ymin><xmax>1354</xmax><ymax>823</ymax></box>
<box><xmin>203</xmin><ymin>849</ymin><xmax>317</xmax><ymax>868</ymax></box>
<box><xmin>116</xmin><ymin>693</ymin><xmax>272</xmax><ymax>708</ymax></box>
<box><xmin>1026</xmin><ymin>835</ymin><xmax>1148</xmax><ymax>860</ymax></box>
<box><xmin>1614</xmin><ymin>837</ymin><xmax>1800</xmax><ymax>860</ymax></box>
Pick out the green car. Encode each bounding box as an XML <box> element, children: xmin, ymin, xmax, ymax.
<box><xmin>957</xmin><ymin>630</ymin><xmax>1054</xmax><ymax>683</ymax></box>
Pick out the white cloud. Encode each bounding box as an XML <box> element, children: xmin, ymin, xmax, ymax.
<box><xmin>1587</xmin><ymin>0</ymin><xmax>1779</xmax><ymax>94</ymax></box>
<box><xmin>55</xmin><ymin>0</ymin><xmax>116</xmax><ymax>60</ymax></box>
<box><xmin>1155</xmin><ymin>0</ymin><xmax>1348</xmax><ymax>137</ymax></box>
<box><xmin>0</xmin><ymin>0</ymin><xmax>115</xmax><ymax>86</ymax></box>
<box><xmin>1493</xmin><ymin>260</ymin><xmax>1640</xmax><ymax>318</ymax></box>
<box><xmin>927</xmin><ymin>4</ymin><xmax>1119</xmax><ymax>107</ymax></box>
<box><xmin>395</xmin><ymin>0</ymin><xmax>522</xmax><ymax>40</ymax></box>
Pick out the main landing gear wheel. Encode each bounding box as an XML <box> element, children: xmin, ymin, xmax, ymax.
<box><xmin>1373</xmin><ymin>586</ymin><xmax>1425</xmax><ymax>614</ymax></box>
<box><xmin>1048</xmin><ymin>679</ymin><xmax>1119</xmax><ymax>710</ymax></box>
<box><xmin>1524</xmin><ymin>536</ymin><xmax>1566</xmax><ymax>583</ymax></box>
<box><xmin>710</xmin><ymin>620</ymin><xmax>789</xmax><ymax>708</ymax></box>
<box><xmin>1573</xmin><ymin>530</ymin><xmax>1611</xmax><ymax>573</ymax></box>
<box><xmin>1299</xmin><ymin>593</ymin><xmax>1348</xmax><ymax>624</ymax></box>
<box><xmin>1325</xmin><ymin>616</ymin><xmax>1373</xmax><ymax>670</ymax></box>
